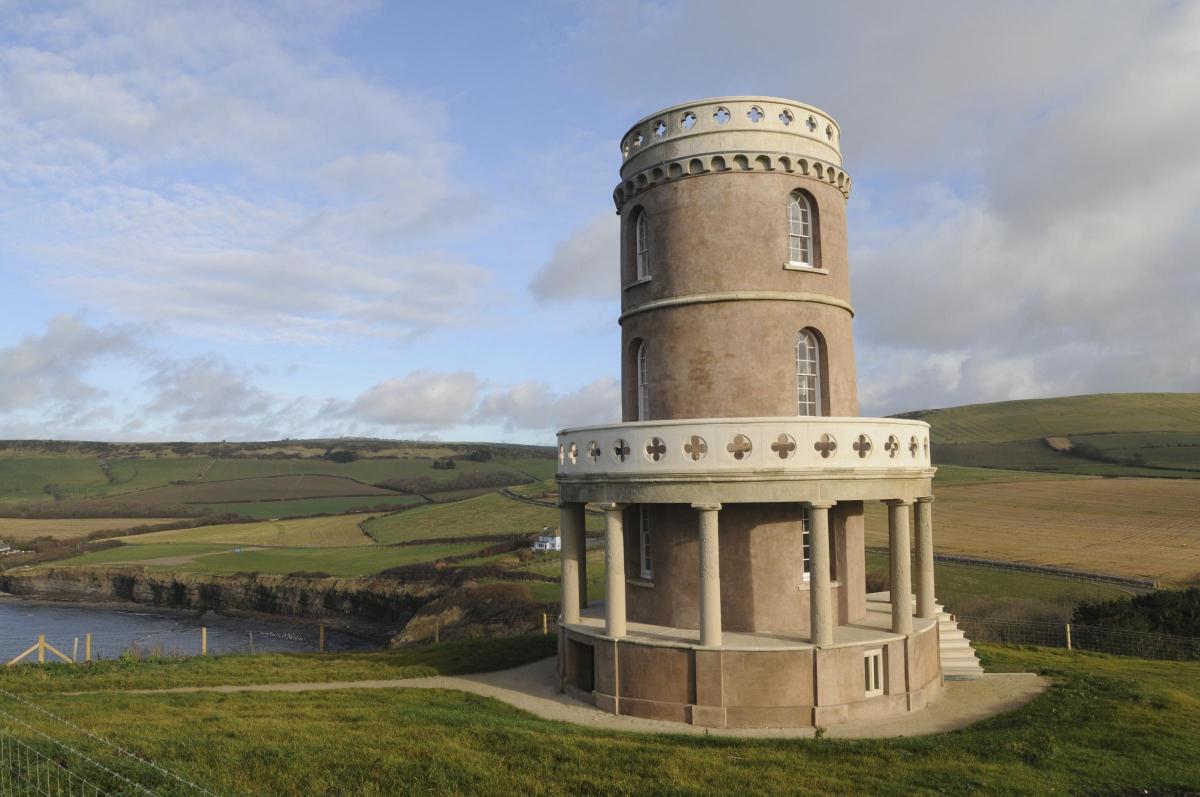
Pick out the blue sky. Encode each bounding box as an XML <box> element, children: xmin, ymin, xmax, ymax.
<box><xmin>2</xmin><ymin>1</ymin><xmax>1198</xmax><ymax>443</ymax></box>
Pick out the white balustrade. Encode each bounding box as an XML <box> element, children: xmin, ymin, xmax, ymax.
<box><xmin>557</xmin><ymin>417</ymin><xmax>931</xmax><ymax>478</ymax></box>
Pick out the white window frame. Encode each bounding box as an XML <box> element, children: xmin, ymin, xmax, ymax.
<box><xmin>801</xmin><ymin>505</ymin><xmax>811</xmax><ymax>583</ymax></box>
<box><xmin>787</xmin><ymin>192</ymin><xmax>813</xmax><ymax>267</ymax></box>
<box><xmin>635</xmin><ymin>211</ymin><xmax>649</xmax><ymax>280</ymax></box>
<box><xmin>864</xmin><ymin>649</ymin><xmax>884</xmax><ymax>697</ymax></box>
<box><xmin>638</xmin><ymin>505</ymin><xmax>653</xmax><ymax>579</ymax></box>
<box><xmin>796</xmin><ymin>330</ymin><xmax>821</xmax><ymax>417</ymax></box>
<box><xmin>637</xmin><ymin>342</ymin><xmax>649</xmax><ymax>421</ymax></box>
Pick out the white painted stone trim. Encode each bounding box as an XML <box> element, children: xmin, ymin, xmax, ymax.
<box><xmin>557</xmin><ymin>417</ymin><xmax>932</xmax><ymax>477</ymax></box>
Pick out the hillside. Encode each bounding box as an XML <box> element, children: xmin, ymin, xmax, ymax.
<box><xmin>898</xmin><ymin>393</ymin><xmax>1200</xmax><ymax>444</ymax></box>
<box><xmin>898</xmin><ymin>393</ymin><xmax>1200</xmax><ymax>477</ymax></box>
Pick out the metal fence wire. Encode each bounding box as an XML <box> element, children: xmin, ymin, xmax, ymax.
<box><xmin>957</xmin><ymin>616</ymin><xmax>1200</xmax><ymax>660</ymax></box>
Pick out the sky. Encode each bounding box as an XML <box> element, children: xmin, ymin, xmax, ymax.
<box><xmin>1</xmin><ymin>0</ymin><xmax>1198</xmax><ymax>444</ymax></box>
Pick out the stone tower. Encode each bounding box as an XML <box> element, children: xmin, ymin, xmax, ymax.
<box><xmin>556</xmin><ymin>97</ymin><xmax>944</xmax><ymax>729</ymax></box>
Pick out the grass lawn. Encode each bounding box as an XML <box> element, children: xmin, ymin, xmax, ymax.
<box><xmin>0</xmin><ymin>642</ymin><xmax>1196</xmax><ymax>795</ymax></box>
<box><xmin>365</xmin><ymin>492</ymin><xmax>603</xmax><ymax>544</ymax></box>
<box><xmin>0</xmin><ymin>635</ymin><xmax>557</xmax><ymax>693</ymax></box>
<box><xmin>118</xmin><ymin>514</ymin><xmax>378</xmax><ymax>548</ymax></box>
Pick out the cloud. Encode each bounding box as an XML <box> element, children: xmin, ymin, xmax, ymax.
<box><xmin>143</xmin><ymin>355</ymin><xmax>272</xmax><ymax>424</ymax></box>
<box><xmin>569</xmin><ymin>0</ymin><xmax>1200</xmax><ymax>414</ymax></box>
<box><xmin>530</xmin><ymin>213</ymin><xmax>619</xmax><ymax>301</ymax></box>
<box><xmin>0</xmin><ymin>315</ymin><xmax>139</xmax><ymax>414</ymax></box>
<box><xmin>476</xmin><ymin>377</ymin><xmax>621</xmax><ymax>431</ymax></box>
<box><xmin>349</xmin><ymin>370</ymin><xmax>482</xmax><ymax>427</ymax></box>
<box><xmin>0</xmin><ymin>2</ymin><xmax>494</xmax><ymax>343</ymax></box>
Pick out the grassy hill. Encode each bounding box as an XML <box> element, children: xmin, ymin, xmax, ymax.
<box><xmin>898</xmin><ymin>393</ymin><xmax>1200</xmax><ymax>477</ymax></box>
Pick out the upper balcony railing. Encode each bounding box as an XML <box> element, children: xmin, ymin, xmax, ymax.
<box><xmin>556</xmin><ymin>417</ymin><xmax>932</xmax><ymax>479</ymax></box>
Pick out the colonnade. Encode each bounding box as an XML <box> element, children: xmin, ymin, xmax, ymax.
<box><xmin>558</xmin><ymin>497</ymin><xmax>936</xmax><ymax>646</ymax></box>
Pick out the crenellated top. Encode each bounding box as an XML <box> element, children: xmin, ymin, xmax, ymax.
<box><xmin>614</xmin><ymin>97</ymin><xmax>849</xmax><ymax>211</ymax></box>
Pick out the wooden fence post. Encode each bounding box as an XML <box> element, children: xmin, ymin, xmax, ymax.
<box><xmin>543</xmin><ymin>613</ymin><xmax>548</xmax><ymax>635</ymax></box>
<box><xmin>319</xmin><ymin>624</ymin><xmax>325</xmax><ymax>653</ymax></box>
<box><xmin>37</xmin><ymin>634</ymin><xmax>45</xmax><ymax>664</ymax></box>
<box><xmin>249</xmin><ymin>631</ymin><xmax>255</xmax><ymax>655</ymax></box>
<box><xmin>72</xmin><ymin>637</ymin><xmax>79</xmax><ymax>664</ymax></box>
<box><xmin>85</xmin><ymin>633</ymin><xmax>92</xmax><ymax>662</ymax></box>
<box><xmin>201</xmin><ymin>627</ymin><xmax>207</xmax><ymax>657</ymax></box>
<box><xmin>1065</xmin><ymin>623</ymin><xmax>1073</xmax><ymax>651</ymax></box>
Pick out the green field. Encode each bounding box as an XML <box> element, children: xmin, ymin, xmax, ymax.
<box><xmin>0</xmin><ymin>640</ymin><xmax>1196</xmax><ymax>795</ymax></box>
<box><xmin>0</xmin><ymin>457</ymin><xmax>109</xmax><ymax>502</ymax></box>
<box><xmin>364</xmin><ymin>492</ymin><xmax>602</xmax><ymax>544</ymax></box>
<box><xmin>120</xmin><ymin>515</ymin><xmax>378</xmax><ymax>548</ymax></box>
<box><xmin>55</xmin><ymin>539</ymin><xmax>482</xmax><ymax>577</ymax></box>
<box><xmin>901</xmin><ymin>394</ymin><xmax>1200</xmax><ymax>478</ymax></box>
<box><xmin>904</xmin><ymin>393</ymin><xmax>1200</xmax><ymax>444</ymax></box>
<box><xmin>196</xmin><ymin>494</ymin><xmax>426</xmax><ymax>519</ymax></box>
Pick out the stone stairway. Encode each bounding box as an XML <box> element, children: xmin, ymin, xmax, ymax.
<box><xmin>935</xmin><ymin>604</ymin><xmax>985</xmax><ymax>680</ymax></box>
<box><xmin>866</xmin><ymin>592</ymin><xmax>984</xmax><ymax>680</ymax></box>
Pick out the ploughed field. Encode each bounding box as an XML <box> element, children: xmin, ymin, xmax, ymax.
<box><xmin>864</xmin><ymin>477</ymin><xmax>1200</xmax><ymax>584</ymax></box>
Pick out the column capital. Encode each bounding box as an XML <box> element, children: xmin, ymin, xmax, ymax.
<box><xmin>883</xmin><ymin>498</ymin><xmax>915</xmax><ymax>507</ymax></box>
<box><xmin>597</xmin><ymin>502</ymin><xmax>628</xmax><ymax>512</ymax></box>
<box><xmin>690</xmin><ymin>502</ymin><xmax>722</xmax><ymax>512</ymax></box>
<box><xmin>806</xmin><ymin>500</ymin><xmax>836</xmax><ymax>510</ymax></box>
<box><xmin>916</xmin><ymin>495</ymin><xmax>935</xmax><ymax>504</ymax></box>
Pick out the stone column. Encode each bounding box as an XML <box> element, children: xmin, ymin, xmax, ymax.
<box><xmin>808</xmin><ymin>500</ymin><xmax>836</xmax><ymax>647</ymax></box>
<box><xmin>914</xmin><ymin>496</ymin><xmax>936</xmax><ymax>620</ymax></box>
<box><xmin>558</xmin><ymin>501</ymin><xmax>584</xmax><ymax>625</ymax></box>
<box><xmin>692</xmin><ymin>503</ymin><xmax>723</xmax><ymax>647</ymax></box>
<box><xmin>602</xmin><ymin>503</ymin><xmax>627</xmax><ymax>638</ymax></box>
<box><xmin>884</xmin><ymin>499</ymin><xmax>914</xmax><ymax>635</ymax></box>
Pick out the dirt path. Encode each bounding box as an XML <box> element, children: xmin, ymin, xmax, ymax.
<box><xmin>72</xmin><ymin>657</ymin><xmax>1048</xmax><ymax>739</ymax></box>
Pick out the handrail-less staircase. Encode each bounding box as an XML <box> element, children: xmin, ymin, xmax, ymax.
<box><xmin>866</xmin><ymin>592</ymin><xmax>984</xmax><ymax>680</ymax></box>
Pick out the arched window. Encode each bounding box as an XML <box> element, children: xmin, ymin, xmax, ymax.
<box><xmin>637</xmin><ymin>342</ymin><xmax>649</xmax><ymax>421</ymax></box>
<box><xmin>796</xmin><ymin>330</ymin><xmax>821</xmax><ymax>416</ymax></box>
<box><xmin>634</xmin><ymin>210</ymin><xmax>649</xmax><ymax>279</ymax></box>
<box><xmin>787</xmin><ymin>192</ymin><xmax>813</xmax><ymax>267</ymax></box>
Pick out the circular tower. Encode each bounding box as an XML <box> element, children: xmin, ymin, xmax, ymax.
<box><xmin>555</xmin><ymin>97</ymin><xmax>946</xmax><ymax>729</ymax></box>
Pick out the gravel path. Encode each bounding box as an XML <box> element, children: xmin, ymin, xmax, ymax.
<box><xmin>79</xmin><ymin>657</ymin><xmax>1049</xmax><ymax>739</ymax></box>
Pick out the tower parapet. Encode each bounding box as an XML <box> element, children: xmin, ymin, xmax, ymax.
<box><xmin>615</xmin><ymin>97</ymin><xmax>850</xmax><ymax>211</ymax></box>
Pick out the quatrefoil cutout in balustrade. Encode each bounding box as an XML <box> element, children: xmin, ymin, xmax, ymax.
<box><xmin>852</xmin><ymin>434</ymin><xmax>873</xmax><ymax>459</ymax></box>
<box><xmin>683</xmin><ymin>435</ymin><xmax>708</xmax><ymax>461</ymax></box>
<box><xmin>885</xmin><ymin>435</ymin><xmax>900</xmax><ymax>458</ymax></box>
<box><xmin>558</xmin><ymin>445</ymin><xmax>565</xmax><ymax>465</ymax></box>
<box><xmin>726</xmin><ymin>434</ymin><xmax>753</xmax><ymax>460</ymax></box>
<box><xmin>909</xmin><ymin>436</ymin><xmax>920</xmax><ymax>458</ymax></box>
<box><xmin>645</xmin><ymin>437</ymin><xmax>667</xmax><ymax>462</ymax></box>
<box><xmin>586</xmin><ymin>440</ymin><xmax>601</xmax><ymax>463</ymax></box>
<box><xmin>612</xmin><ymin>438</ymin><xmax>631</xmax><ymax>463</ymax></box>
<box><xmin>567</xmin><ymin>442</ymin><xmax>579</xmax><ymax>465</ymax></box>
<box><xmin>771</xmin><ymin>433</ymin><xmax>797</xmax><ymax>459</ymax></box>
<box><xmin>923</xmin><ymin>437</ymin><xmax>930</xmax><ymax>458</ymax></box>
<box><xmin>814</xmin><ymin>433</ymin><xmax>837</xmax><ymax>458</ymax></box>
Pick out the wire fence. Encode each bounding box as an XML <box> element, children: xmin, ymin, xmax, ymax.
<box><xmin>0</xmin><ymin>686</ymin><xmax>220</xmax><ymax>796</ymax></box>
<box><xmin>957</xmin><ymin>616</ymin><xmax>1200</xmax><ymax>660</ymax></box>
<box><xmin>1</xmin><ymin>624</ymin><xmax>349</xmax><ymax>668</ymax></box>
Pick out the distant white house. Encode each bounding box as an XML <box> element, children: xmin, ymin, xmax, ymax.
<box><xmin>532</xmin><ymin>526</ymin><xmax>561</xmax><ymax>552</ymax></box>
